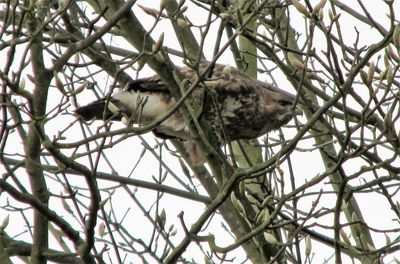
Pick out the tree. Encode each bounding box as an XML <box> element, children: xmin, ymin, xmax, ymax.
<box><xmin>1</xmin><ymin>0</ymin><xmax>400</xmax><ymax>263</ymax></box>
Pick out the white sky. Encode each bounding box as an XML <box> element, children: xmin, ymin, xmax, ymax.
<box><xmin>1</xmin><ymin>0</ymin><xmax>400</xmax><ymax>263</ymax></box>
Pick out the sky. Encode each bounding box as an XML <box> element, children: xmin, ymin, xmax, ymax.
<box><xmin>1</xmin><ymin>0</ymin><xmax>400</xmax><ymax>263</ymax></box>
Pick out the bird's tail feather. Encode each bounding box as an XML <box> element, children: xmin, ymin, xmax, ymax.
<box><xmin>75</xmin><ymin>99</ymin><xmax>119</xmax><ymax>121</ymax></box>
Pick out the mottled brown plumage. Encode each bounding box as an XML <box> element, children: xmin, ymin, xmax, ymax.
<box><xmin>76</xmin><ymin>63</ymin><xmax>295</xmax><ymax>142</ymax></box>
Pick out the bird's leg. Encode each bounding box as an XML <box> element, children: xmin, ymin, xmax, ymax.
<box><xmin>182</xmin><ymin>139</ymin><xmax>206</xmax><ymax>166</ymax></box>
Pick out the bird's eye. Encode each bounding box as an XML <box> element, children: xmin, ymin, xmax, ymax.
<box><xmin>278</xmin><ymin>99</ymin><xmax>292</xmax><ymax>107</ymax></box>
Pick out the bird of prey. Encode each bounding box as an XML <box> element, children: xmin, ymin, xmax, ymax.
<box><xmin>76</xmin><ymin>63</ymin><xmax>296</xmax><ymax>163</ymax></box>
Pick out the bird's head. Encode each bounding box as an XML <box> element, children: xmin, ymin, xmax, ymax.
<box><xmin>258</xmin><ymin>82</ymin><xmax>301</xmax><ymax>131</ymax></box>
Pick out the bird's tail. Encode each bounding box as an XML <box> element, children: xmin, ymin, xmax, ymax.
<box><xmin>75</xmin><ymin>99</ymin><xmax>119</xmax><ymax>121</ymax></box>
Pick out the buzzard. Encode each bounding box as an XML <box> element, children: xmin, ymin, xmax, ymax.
<box><xmin>76</xmin><ymin>63</ymin><xmax>296</xmax><ymax>163</ymax></box>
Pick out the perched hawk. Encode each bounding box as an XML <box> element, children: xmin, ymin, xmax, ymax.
<box><xmin>76</xmin><ymin>63</ymin><xmax>296</xmax><ymax>163</ymax></box>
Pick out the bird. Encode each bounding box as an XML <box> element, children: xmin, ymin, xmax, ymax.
<box><xmin>75</xmin><ymin>63</ymin><xmax>297</xmax><ymax>164</ymax></box>
<box><xmin>76</xmin><ymin>63</ymin><xmax>296</xmax><ymax>139</ymax></box>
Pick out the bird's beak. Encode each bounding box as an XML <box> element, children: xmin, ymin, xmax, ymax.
<box><xmin>293</xmin><ymin>107</ymin><xmax>303</xmax><ymax>116</ymax></box>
